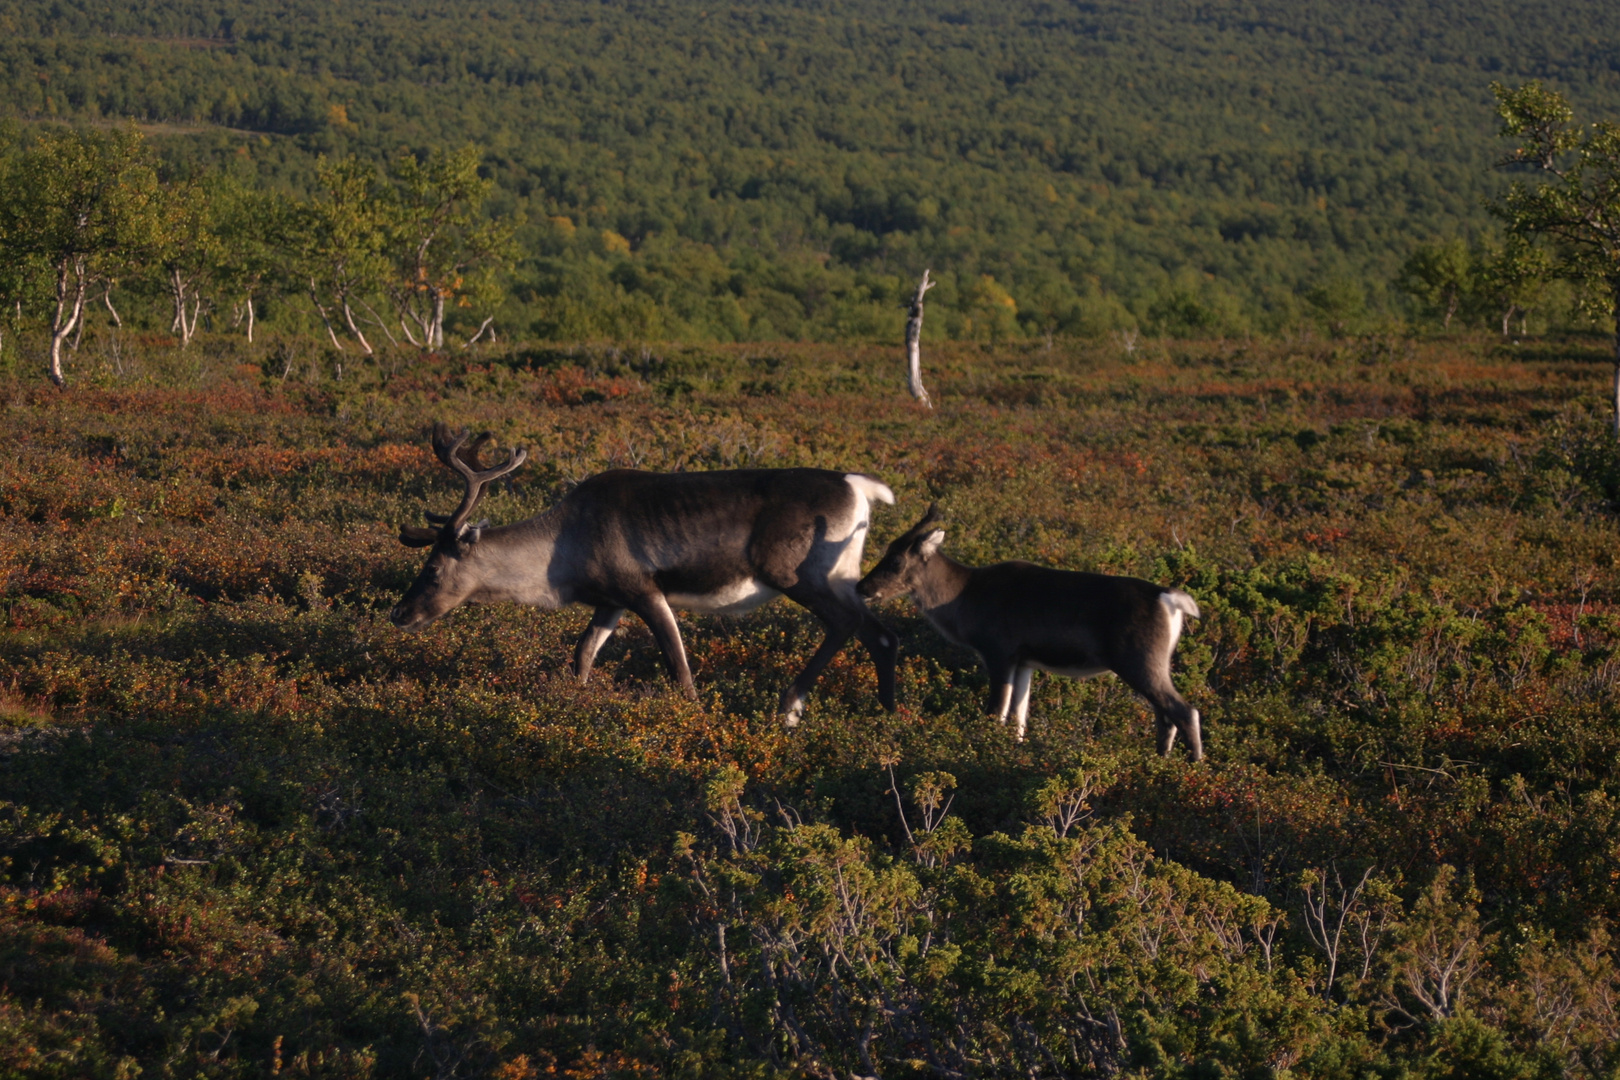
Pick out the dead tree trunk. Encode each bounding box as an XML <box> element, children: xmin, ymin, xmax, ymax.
<box><xmin>905</xmin><ymin>268</ymin><xmax>936</xmax><ymax>408</ymax></box>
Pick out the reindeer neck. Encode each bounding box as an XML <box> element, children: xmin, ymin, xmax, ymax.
<box><xmin>466</xmin><ymin>510</ymin><xmax>566</xmax><ymax>608</ymax></box>
<box><xmin>911</xmin><ymin>553</ymin><xmax>974</xmax><ymax>616</ymax></box>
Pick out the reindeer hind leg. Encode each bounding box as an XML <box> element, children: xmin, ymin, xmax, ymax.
<box><xmin>777</xmin><ymin>589</ymin><xmax>863</xmax><ymax>725</ymax></box>
<box><xmin>573</xmin><ymin>605</ymin><xmax>625</xmax><ymax>684</ymax></box>
<box><xmin>1113</xmin><ymin>645</ymin><xmax>1204</xmax><ymax>761</ymax></box>
<box><xmin>627</xmin><ymin>593</ymin><xmax>698</xmax><ymax>700</ymax></box>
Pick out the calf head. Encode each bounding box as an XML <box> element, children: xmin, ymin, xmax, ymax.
<box><xmin>858</xmin><ymin>503</ymin><xmax>946</xmax><ymax>603</ymax></box>
<box><xmin>390</xmin><ymin>423</ymin><xmax>527</xmax><ymax>631</ymax></box>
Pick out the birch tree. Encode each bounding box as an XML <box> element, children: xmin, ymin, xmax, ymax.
<box><xmin>385</xmin><ymin>146</ymin><xmax>514</xmax><ymax>350</ymax></box>
<box><xmin>1492</xmin><ymin>81</ymin><xmax>1620</xmax><ymax>435</ymax></box>
<box><xmin>154</xmin><ymin>178</ymin><xmax>218</xmax><ymax>349</ymax></box>
<box><xmin>1395</xmin><ymin>240</ymin><xmax>1472</xmax><ymax>330</ymax></box>
<box><xmin>1</xmin><ymin>127</ymin><xmax>159</xmax><ymax>386</ymax></box>
<box><xmin>213</xmin><ymin>179</ymin><xmax>287</xmax><ymax>344</ymax></box>
<box><xmin>1475</xmin><ymin>236</ymin><xmax>1550</xmax><ymax>337</ymax></box>
<box><xmin>294</xmin><ymin>156</ymin><xmax>391</xmax><ymax>355</ymax></box>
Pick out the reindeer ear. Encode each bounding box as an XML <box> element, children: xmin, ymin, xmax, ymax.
<box><xmin>399</xmin><ymin>525</ymin><xmax>439</xmax><ymax>547</ymax></box>
<box><xmin>917</xmin><ymin>529</ymin><xmax>946</xmax><ymax>560</ymax></box>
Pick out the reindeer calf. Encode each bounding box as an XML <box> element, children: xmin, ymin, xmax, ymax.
<box><xmin>858</xmin><ymin>505</ymin><xmax>1204</xmax><ymax>757</ymax></box>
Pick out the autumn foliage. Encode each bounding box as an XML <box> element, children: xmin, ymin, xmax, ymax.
<box><xmin>3</xmin><ymin>332</ymin><xmax>1620</xmax><ymax>1077</ymax></box>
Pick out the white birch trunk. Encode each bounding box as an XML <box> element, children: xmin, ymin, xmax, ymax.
<box><xmin>905</xmin><ymin>269</ymin><xmax>935</xmax><ymax>408</ymax></box>
<box><xmin>246</xmin><ymin>297</ymin><xmax>255</xmax><ymax>344</ymax></box>
<box><xmin>309</xmin><ymin>281</ymin><xmax>346</xmax><ymax>351</ymax></box>
<box><xmin>341</xmin><ymin>299</ymin><xmax>374</xmax><ymax>356</ymax></box>
<box><xmin>354</xmin><ymin>299</ymin><xmax>400</xmax><ymax>349</ymax></box>
<box><xmin>49</xmin><ymin>257</ymin><xmax>89</xmax><ymax>387</ymax></box>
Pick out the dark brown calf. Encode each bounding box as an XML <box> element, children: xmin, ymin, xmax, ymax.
<box><xmin>858</xmin><ymin>505</ymin><xmax>1203</xmax><ymax>757</ymax></box>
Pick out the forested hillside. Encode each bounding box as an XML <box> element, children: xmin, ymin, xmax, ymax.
<box><xmin>3</xmin><ymin>0</ymin><xmax>1620</xmax><ymax>340</ymax></box>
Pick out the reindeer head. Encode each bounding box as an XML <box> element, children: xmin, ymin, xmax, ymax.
<box><xmin>857</xmin><ymin>503</ymin><xmax>945</xmax><ymax>603</ymax></box>
<box><xmin>390</xmin><ymin>423</ymin><xmax>528</xmax><ymax>630</ymax></box>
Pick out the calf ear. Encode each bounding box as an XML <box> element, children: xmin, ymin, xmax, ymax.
<box><xmin>917</xmin><ymin>528</ymin><xmax>946</xmax><ymax>560</ymax></box>
<box><xmin>399</xmin><ymin>525</ymin><xmax>439</xmax><ymax>547</ymax></box>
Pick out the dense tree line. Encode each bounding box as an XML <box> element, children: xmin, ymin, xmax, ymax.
<box><xmin>1</xmin><ymin>0</ymin><xmax>1619</xmax><ymax>343</ymax></box>
<box><xmin>0</xmin><ymin>127</ymin><xmax>513</xmax><ymax>383</ymax></box>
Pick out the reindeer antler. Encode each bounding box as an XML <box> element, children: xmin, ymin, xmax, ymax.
<box><xmin>431</xmin><ymin>422</ymin><xmax>528</xmax><ymax>538</ymax></box>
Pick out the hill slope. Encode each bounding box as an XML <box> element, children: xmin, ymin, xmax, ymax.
<box><xmin>4</xmin><ymin>0</ymin><xmax>1620</xmax><ymax>338</ymax></box>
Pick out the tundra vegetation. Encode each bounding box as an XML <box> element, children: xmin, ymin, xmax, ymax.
<box><xmin>4</xmin><ymin>331</ymin><xmax>1620</xmax><ymax>1077</ymax></box>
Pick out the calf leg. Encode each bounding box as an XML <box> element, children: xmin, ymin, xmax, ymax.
<box><xmin>573</xmin><ymin>605</ymin><xmax>624</xmax><ymax>684</ymax></box>
<box><xmin>1011</xmin><ymin>664</ymin><xmax>1035</xmax><ymax>741</ymax></box>
<box><xmin>854</xmin><ymin>610</ymin><xmax>899</xmax><ymax>711</ymax></box>
<box><xmin>626</xmin><ymin>593</ymin><xmax>698</xmax><ymax>700</ymax></box>
<box><xmin>1114</xmin><ymin>654</ymin><xmax>1204</xmax><ymax>761</ymax></box>
<box><xmin>982</xmin><ymin>653</ymin><xmax>1020</xmax><ymax>726</ymax></box>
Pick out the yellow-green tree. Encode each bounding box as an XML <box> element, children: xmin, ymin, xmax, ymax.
<box><xmin>1492</xmin><ymin>81</ymin><xmax>1620</xmax><ymax>435</ymax></box>
<box><xmin>385</xmin><ymin>146</ymin><xmax>515</xmax><ymax>350</ymax></box>
<box><xmin>0</xmin><ymin>127</ymin><xmax>159</xmax><ymax>386</ymax></box>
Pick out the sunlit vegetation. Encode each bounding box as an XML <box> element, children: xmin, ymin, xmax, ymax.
<box><xmin>4</xmin><ymin>332</ymin><xmax>1620</xmax><ymax>1075</ymax></box>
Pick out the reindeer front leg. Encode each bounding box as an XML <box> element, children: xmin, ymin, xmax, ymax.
<box><xmin>777</xmin><ymin>605</ymin><xmax>860</xmax><ymax>726</ymax></box>
<box><xmin>854</xmin><ymin>610</ymin><xmax>899</xmax><ymax>712</ymax></box>
<box><xmin>983</xmin><ymin>653</ymin><xmax>1019</xmax><ymax>726</ymax></box>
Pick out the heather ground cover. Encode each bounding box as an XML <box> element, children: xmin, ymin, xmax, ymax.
<box><xmin>3</xmin><ymin>333</ymin><xmax>1620</xmax><ymax>1077</ymax></box>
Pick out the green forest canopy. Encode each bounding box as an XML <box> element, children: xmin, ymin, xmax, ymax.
<box><xmin>3</xmin><ymin>0</ymin><xmax>1620</xmax><ymax>341</ymax></box>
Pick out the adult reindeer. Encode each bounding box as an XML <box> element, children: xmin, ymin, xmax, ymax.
<box><xmin>391</xmin><ymin>423</ymin><xmax>899</xmax><ymax>720</ymax></box>
<box><xmin>858</xmin><ymin>505</ymin><xmax>1204</xmax><ymax>758</ymax></box>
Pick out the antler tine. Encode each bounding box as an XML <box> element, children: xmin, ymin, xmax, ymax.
<box><xmin>458</xmin><ymin>432</ymin><xmax>495</xmax><ymax>471</ymax></box>
<box><xmin>429</xmin><ymin>423</ymin><xmax>529</xmax><ymax>537</ymax></box>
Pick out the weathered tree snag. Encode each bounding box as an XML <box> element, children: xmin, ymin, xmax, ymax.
<box><xmin>905</xmin><ymin>268</ymin><xmax>936</xmax><ymax>408</ymax></box>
